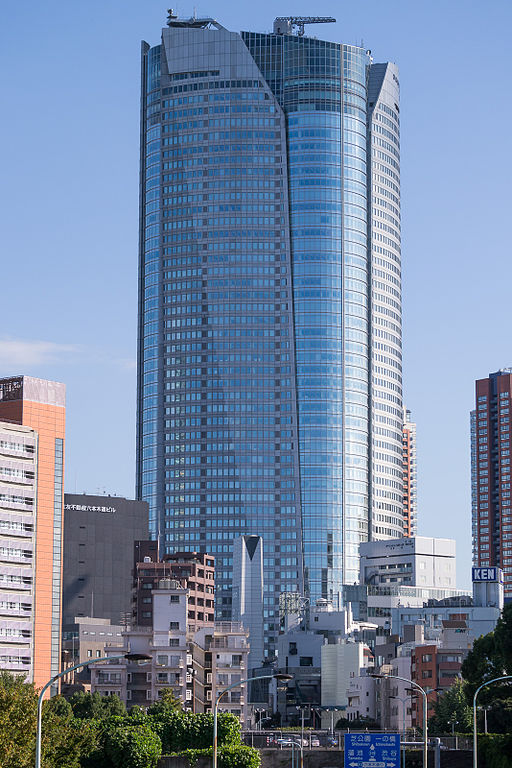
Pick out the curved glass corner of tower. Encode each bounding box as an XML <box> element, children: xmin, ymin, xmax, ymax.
<box><xmin>138</xmin><ymin>42</ymin><xmax>163</xmax><ymax>541</ymax></box>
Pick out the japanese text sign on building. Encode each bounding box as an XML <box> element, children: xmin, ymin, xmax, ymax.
<box><xmin>344</xmin><ymin>733</ymin><xmax>400</xmax><ymax>768</ymax></box>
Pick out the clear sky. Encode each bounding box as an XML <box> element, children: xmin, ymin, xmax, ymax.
<box><xmin>2</xmin><ymin>0</ymin><xmax>511</xmax><ymax>589</ymax></box>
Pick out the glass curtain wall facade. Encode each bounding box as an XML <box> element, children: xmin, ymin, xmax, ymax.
<box><xmin>367</xmin><ymin>64</ymin><xmax>404</xmax><ymax>540</ymax></box>
<box><xmin>136</xmin><ymin>16</ymin><xmax>403</xmax><ymax>654</ymax></box>
<box><xmin>242</xmin><ymin>33</ymin><xmax>371</xmax><ymax>589</ymax></box>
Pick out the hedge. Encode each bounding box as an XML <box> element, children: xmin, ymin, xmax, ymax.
<box><xmin>477</xmin><ymin>734</ymin><xmax>512</xmax><ymax>768</ymax></box>
<box><xmin>166</xmin><ymin>745</ymin><xmax>260</xmax><ymax>768</ymax></box>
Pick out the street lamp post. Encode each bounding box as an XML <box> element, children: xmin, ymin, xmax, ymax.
<box><xmin>472</xmin><ymin>675</ymin><xmax>512</xmax><ymax>768</ymax></box>
<box><xmin>371</xmin><ymin>673</ymin><xmax>428</xmax><ymax>768</ymax></box>
<box><xmin>35</xmin><ymin>651</ymin><xmax>151</xmax><ymax>768</ymax></box>
<box><xmin>213</xmin><ymin>673</ymin><xmax>292</xmax><ymax>768</ymax></box>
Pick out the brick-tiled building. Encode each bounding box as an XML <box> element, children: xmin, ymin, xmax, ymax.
<box><xmin>133</xmin><ymin>544</ymin><xmax>215</xmax><ymax>632</ymax></box>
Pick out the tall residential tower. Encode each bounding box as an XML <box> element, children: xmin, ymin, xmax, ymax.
<box><xmin>471</xmin><ymin>369</ymin><xmax>512</xmax><ymax>599</ymax></box>
<box><xmin>136</xmin><ymin>14</ymin><xmax>403</xmax><ymax>655</ymax></box>
<box><xmin>0</xmin><ymin>376</ymin><xmax>65</xmax><ymax>692</ymax></box>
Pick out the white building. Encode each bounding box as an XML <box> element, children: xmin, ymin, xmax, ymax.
<box><xmin>232</xmin><ymin>536</ymin><xmax>264</xmax><ymax>671</ymax></box>
<box><xmin>359</xmin><ymin>536</ymin><xmax>457</xmax><ymax>590</ymax></box>
<box><xmin>321</xmin><ymin>642</ymin><xmax>374</xmax><ymax>711</ymax></box>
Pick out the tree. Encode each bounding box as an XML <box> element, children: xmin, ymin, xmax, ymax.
<box><xmin>69</xmin><ymin>690</ymin><xmax>126</xmax><ymax>720</ymax></box>
<box><xmin>0</xmin><ymin>672</ymin><xmax>99</xmax><ymax>768</ymax></box>
<box><xmin>103</xmin><ymin>724</ymin><xmax>162</xmax><ymax>768</ymax></box>
<box><xmin>147</xmin><ymin>687</ymin><xmax>182</xmax><ymax>715</ymax></box>
<box><xmin>461</xmin><ymin>602</ymin><xmax>512</xmax><ymax>733</ymax></box>
<box><xmin>335</xmin><ymin>715</ymin><xmax>379</xmax><ymax>730</ymax></box>
<box><xmin>45</xmin><ymin>694</ymin><xmax>73</xmax><ymax>719</ymax></box>
<box><xmin>429</xmin><ymin>679</ymin><xmax>472</xmax><ymax>734</ymax></box>
<box><xmin>0</xmin><ymin>672</ymin><xmax>37</xmax><ymax>768</ymax></box>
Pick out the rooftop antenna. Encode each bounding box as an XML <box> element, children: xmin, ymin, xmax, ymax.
<box><xmin>273</xmin><ymin>16</ymin><xmax>336</xmax><ymax>37</ymax></box>
<box><xmin>167</xmin><ymin>8</ymin><xmax>178</xmax><ymax>25</ymax></box>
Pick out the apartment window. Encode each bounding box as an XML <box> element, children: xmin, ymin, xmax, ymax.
<box><xmin>170</xmin><ymin>621</ymin><xmax>180</xmax><ymax>630</ymax></box>
<box><xmin>169</xmin><ymin>639</ymin><xmax>179</xmax><ymax>647</ymax></box>
<box><xmin>422</xmin><ymin>654</ymin><xmax>432</xmax><ymax>663</ymax></box>
<box><xmin>170</xmin><ymin>595</ymin><xmax>180</xmax><ymax>603</ymax></box>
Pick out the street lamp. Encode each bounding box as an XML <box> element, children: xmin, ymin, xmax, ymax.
<box><xmin>213</xmin><ymin>673</ymin><xmax>292</xmax><ymax>768</ymax></box>
<box><xmin>371</xmin><ymin>673</ymin><xmax>428</xmax><ymax>768</ymax></box>
<box><xmin>35</xmin><ymin>652</ymin><xmax>151</xmax><ymax>768</ymax></box>
<box><xmin>472</xmin><ymin>675</ymin><xmax>512</xmax><ymax>768</ymax></box>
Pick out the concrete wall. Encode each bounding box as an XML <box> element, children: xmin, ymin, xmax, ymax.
<box><xmin>157</xmin><ymin>749</ymin><xmax>473</xmax><ymax>768</ymax></box>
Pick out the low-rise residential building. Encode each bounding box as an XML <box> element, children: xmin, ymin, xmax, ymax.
<box><xmin>346</xmin><ymin>672</ymin><xmax>377</xmax><ymax>723</ymax></box>
<box><xmin>91</xmin><ymin>577</ymin><xmax>250</xmax><ymax>723</ymax></box>
<box><xmin>411</xmin><ymin>620</ymin><xmax>471</xmax><ymax>727</ymax></box>
<box><xmin>133</xmin><ymin>546</ymin><xmax>215</xmax><ymax>632</ymax></box>
<box><xmin>61</xmin><ymin>617</ymin><xmax>124</xmax><ymax>694</ymax></box>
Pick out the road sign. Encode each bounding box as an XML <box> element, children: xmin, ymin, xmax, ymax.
<box><xmin>344</xmin><ymin>733</ymin><xmax>400</xmax><ymax>768</ymax></box>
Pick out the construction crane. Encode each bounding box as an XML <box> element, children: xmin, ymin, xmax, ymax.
<box><xmin>273</xmin><ymin>16</ymin><xmax>336</xmax><ymax>37</ymax></box>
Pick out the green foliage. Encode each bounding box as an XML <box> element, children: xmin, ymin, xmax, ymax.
<box><xmin>0</xmin><ymin>671</ymin><xmax>37</xmax><ymax>768</ymax></box>
<box><xmin>69</xmin><ymin>690</ymin><xmax>126</xmax><ymax>720</ymax></box>
<box><xmin>168</xmin><ymin>745</ymin><xmax>260</xmax><ymax>768</ymax></box>
<box><xmin>128</xmin><ymin>705</ymin><xmax>149</xmax><ymax>723</ymax></box>
<box><xmin>149</xmin><ymin>710</ymin><xmax>241</xmax><ymax>753</ymax></box>
<box><xmin>146</xmin><ymin>687</ymin><xmax>182</xmax><ymax>714</ymax></box>
<box><xmin>218</xmin><ymin>745</ymin><xmax>261</xmax><ymax>768</ymax></box>
<box><xmin>103</xmin><ymin>724</ymin><xmax>162</xmax><ymax>768</ymax></box>
<box><xmin>41</xmin><ymin>715</ymin><xmax>100</xmax><ymax>768</ymax></box>
<box><xmin>45</xmin><ymin>694</ymin><xmax>73</xmax><ymax>719</ymax></box>
<box><xmin>477</xmin><ymin>734</ymin><xmax>512</xmax><ymax>768</ymax></box>
<box><xmin>461</xmin><ymin>602</ymin><xmax>512</xmax><ymax>733</ymax></box>
<box><xmin>334</xmin><ymin>715</ymin><xmax>379</xmax><ymax>730</ymax></box>
<box><xmin>429</xmin><ymin>678</ymin><xmax>472</xmax><ymax>734</ymax></box>
<box><xmin>0</xmin><ymin>672</ymin><xmax>101</xmax><ymax>768</ymax></box>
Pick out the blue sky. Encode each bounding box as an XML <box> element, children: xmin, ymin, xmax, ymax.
<box><xmin>2</xmin><ymin>0</ymin><xmax>511</xmax><ymax>588</ymax></box>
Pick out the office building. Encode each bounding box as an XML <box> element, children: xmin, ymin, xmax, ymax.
<box><xmin>0</xmin><ymin>376</ymin><xmax>65</xmax><ymax>692</ymax></box>
<box><xmin>136</xmin><ymin>12</ymin><xmax>403</xmax><ymax>653</ymax></box>
<box><xmin>232</xmin><ymin>535</ymin><xmax>264</xmax><ymax>670</ymax></box>
<box><xmin>345</xmin><ymin>536</ymin><xmax>469</xmax><ymax>632</ymax></box>
<box><xmin>402</xmin><ymin>408</ymin><xmax>417</xmax><ymax>536</ymax></box>
<box><xmin>359</xmin><ymin>536</ymin><xmax>456</xmax><ymax>589</ymax></box>
<box><xmin>471</xmin><ymin>369</ymin><xmax>512</xmax><ymax>598</ymax></box>
<box><xmin>62</xmin><ymin>494</ymin><xmax>148</xmax><ymax>629</ymax></box>
<box><xmin>0</xmin><ymin>421</ymin><xmax>38</xmax><ymax>679</ymax></box>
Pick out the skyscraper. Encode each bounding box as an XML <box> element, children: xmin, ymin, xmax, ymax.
<box><xmin>0</xmin><ymin>376</ymin><xmax>65</xmax><ymax>692</ymax></box>
<box><xmin>136</xmin><ymin>13</ymin><xmax>403</xmax><ymax>655</ymax></box>
<box><xmin>471</xmin><ymin>369</ymin><xmax>512</xmax><ymax>599</ymax></box>
<box><xmin>402</xmin><ymin>408</ymin><xmax>417</xmax><ymax>537</ymax></box>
